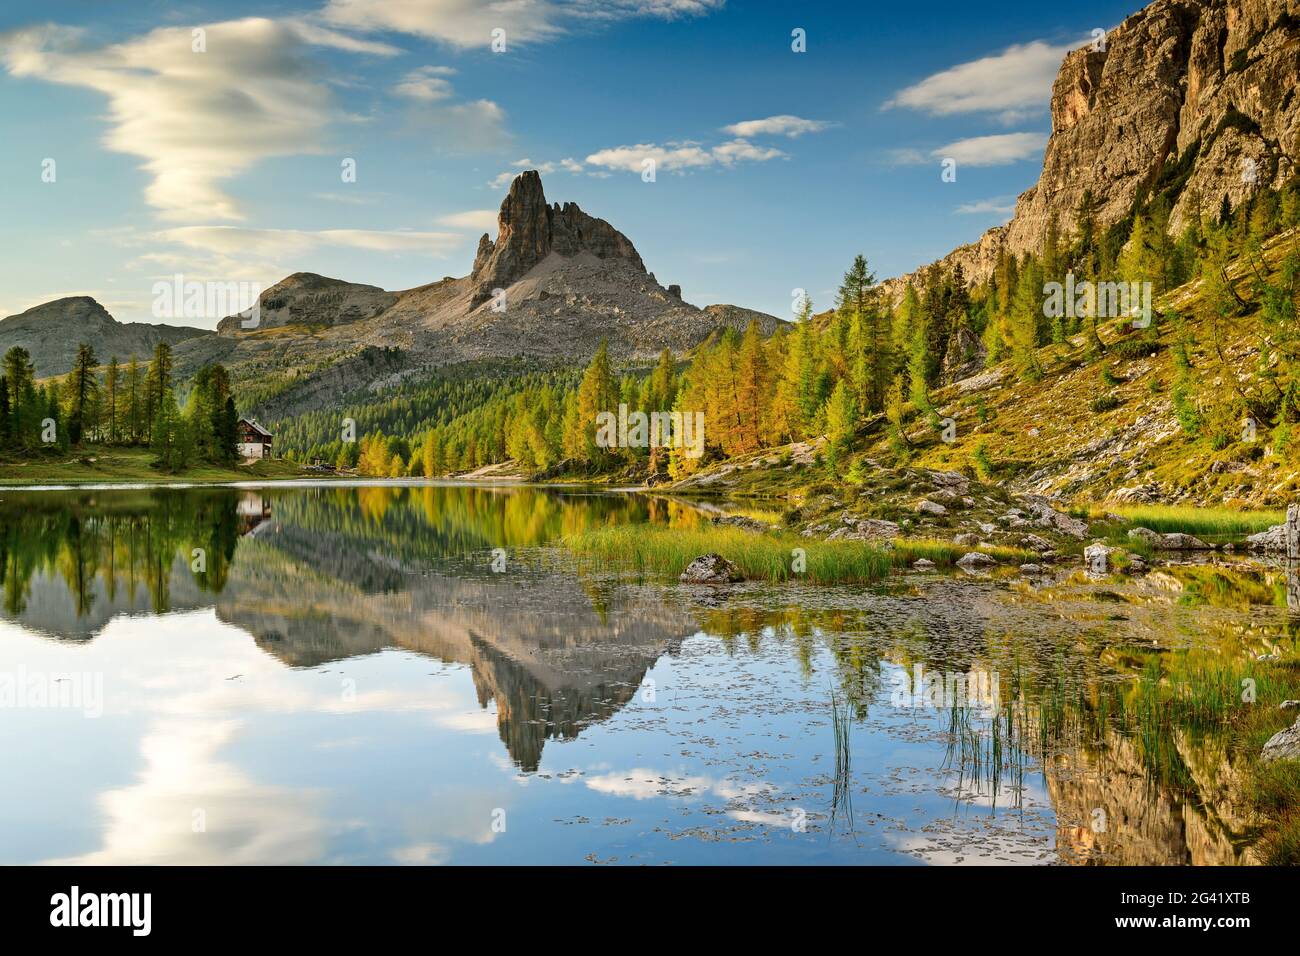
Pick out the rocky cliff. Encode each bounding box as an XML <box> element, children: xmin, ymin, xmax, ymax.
<box><xmin>904</xmin><ymin>0</ymin><xmax>1300</xmax><ymax>288</ymax></box>
<box><xmin>469</xmin><ymin>169</ymin><xmax>645</xmax><ymax>304</ymax></box>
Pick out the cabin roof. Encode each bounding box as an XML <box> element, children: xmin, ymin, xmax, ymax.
<box><xmin>238</xmin><ymin>417</ymin><xmax>273</xmax><ymax>440</ymax></box>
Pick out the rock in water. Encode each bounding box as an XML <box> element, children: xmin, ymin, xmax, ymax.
<box><xmin>1261</xmin><ymin>715</ymin><xmax>1300</xmax><ymax>763</ymax></box>
<box><xmin>956</xmin><ymin>552</ymin><xmax>997</xmax><ymax>570</ymax></box>
<box><xmin>679</xmin><ymin>553</ymin><xmax>743</xmax><ymax>584</ymax></box>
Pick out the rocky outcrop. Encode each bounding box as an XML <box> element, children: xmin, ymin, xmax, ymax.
<box><xmin>470</xmin><ymin>169</ymin><xmax>645</xmax><ymax>305</ymax></box>
<box><xmin>0</xmin><ymin>296</ymin><xmax>206</xmax><ymax>377</ymax></box>
<box><xmin>215</xmin><ymin>272</ymin><xmax>397</xmax><ymax>335</ymax></box>
<box><xmin>1128</xmin><ymin>527</ymin><xmax>1212</xmax><ymax>549</ymax></box>
<box><xmin>891</xmin><ymin>0</ymin><xmax>1300</xmax><ymax>289</ymax></box>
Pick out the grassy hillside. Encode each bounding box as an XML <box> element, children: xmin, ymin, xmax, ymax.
<box><xmin>874</xmin><ymin>228</ymin><xmax>1300</xmax><ymax>507</ymax></box>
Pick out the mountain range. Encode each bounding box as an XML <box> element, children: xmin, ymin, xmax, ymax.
<box><xmin>1</xmin><ymin>171</ymin><xmax>780</xmax><ymax>420</ymax></box>
<box><xmin>9</xmin><ymin>0</ymin><xmax>1295</xmax><ymax>422</ymax></box>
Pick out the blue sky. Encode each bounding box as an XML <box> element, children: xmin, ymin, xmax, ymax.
<box><xmin>0</xmin><ymin>0</ymin><xmax>1143</xmax><ymax>326</ymax></box>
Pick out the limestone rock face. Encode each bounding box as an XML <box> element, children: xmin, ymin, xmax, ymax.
<box><xmin>470</xmin><ymin>170</ymin><xmax>645</xmax><ymax>304</ymax></box>
<box><xmin>889</xmin><ymin>0</ymin><xmax>1300</xmax><ymax>290</ymax></box>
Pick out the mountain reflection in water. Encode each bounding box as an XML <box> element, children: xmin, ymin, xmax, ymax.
<box><xmin>0</xmin><ymin>484</ymin><xmax>1295</xmax><ymax>865</ymax></box>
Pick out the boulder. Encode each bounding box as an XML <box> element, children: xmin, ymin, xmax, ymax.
<box><xmin>1020</xmin><ymin>533</ymin><xmax>1054</xmax><ymax>553</ymax></box>
<box><xmin>915</xmin><ymin>499</ymin><xmax>947</xmax><ymax>516</ymax></box>
<box><xmin>912</xmin><ymin>558</ymin><xmax>936</xmax><ymax>571</ymax></box>
<box><xmin>953</xmin><ymin>533</ymin><xmax>980</xmax><ymax>546</ymax></box>
<box><xmin>1158</xmin><ymin>532</ymin><xmax>1211</xmax><ymax>550</ymax></box>
<box><xmin>1017</xmin><ymin>494</ymin><xmax>1089</xmax><ymax>538</ymax></box>
<box><xmin>710</xmin><ymin>515</ymin><xmax>770</xmax><ymax>533</ymax></box>
<box><xmin>1261</xmin><ymin>715</ymin><xmax>1300</xmax><ymax>763</ymax></box>
<box><xmin>1084</xmin><ymin>542</ymin><xmax>1113</xmax><ymax>574</ymax></box>
<box><xmin>1019</xmin><ymin>563</ymin><xmax>1044</xmax><ymax>575</ymax></box>
<box><xmin>1124</xmin><ymin>553</ymin><xmax>1149</xmax><ymax>574</ymax></box>
<box><xmin>956</xmin><ymin>552</ymin><xmax>997</xmax><ymax>570</ymax></box>
<box><xmin>1246</xmin><ymin>524</ymin><xmax>1287</xmax><ymax>552</ymax></box>
<box><xmin>679</xmin><ymin>553</ymin><xmax>743</xmax><ymax>585</ymax></box>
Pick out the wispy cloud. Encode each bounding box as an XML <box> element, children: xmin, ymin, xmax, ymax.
<box><xmin>585</xmin><ymin>139</ymin><xmax>783</xmax><ymax>174</ymax></box>
<box><xmin>155</xmin><ymin>225</ymin><xmax>462</xmax><ymax>258</ymax></box>
<box><xmin>1</xmin><ymin>18</ymin><xmax>347</xmax><ymax>222</ymax></box>
<box><xmin>488</xmin><ymin>157</ymin><xmax>584</xmax><ymax>188</ymax></box>
<box><xmin>393</xmin><ymin>65</ymin><xmax>457</xmax><ymax>101</ymax></box>
<box><xmin>933</xmin><ymin>132</ymin><xmax>1047</xmax><ymax>166</ymax></box>
<box><xmin>885</xmin><ymin>39</ymin><xmax>1077</xmax><ymax>122</ymax></box>
<box><xmin>435</xmin><ymin>209</ymin><xmax>499</xmax><ymax>230</ymax></box>
<box><xmin>955</xmin><ymin>196</ymin><xmax>1017</xmax><ymax>217</ymax></box>
<box><xmin>721</xmin><ymin>115</ymin><xmax>833</xmax><ymax>138</ymax></box>
<box><xmin>321</xmin><ymin>0</ymin><xmax>724</xmax><ymax>49</ymax></box>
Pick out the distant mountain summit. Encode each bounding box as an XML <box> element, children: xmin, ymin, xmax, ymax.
<box><xmin>13</xmin><ymin>172</ymin><xmax>779</xmax><ymax>414</ymax></box>
<box><xmin>469</xmin><ymin>169</ymin><xmax>645</xmax><ymax>304</ymax></box>
<box><xmin>186</xmin><ymin>170</ymin><xmax>781</xmax><ymax>417</ymax></box>
<box><xmin>0</xmin><ymin>296</ymin><xmax>205</xmax><ymax>377</ymax></box>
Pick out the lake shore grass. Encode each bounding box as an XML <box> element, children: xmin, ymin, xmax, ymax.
<box><xmin>563</xmin><ymin>524</ymin><xmax>1034</xmax><ymax>585</ymax></box>
<box><xmin>0</xmin><ymin>446</ymin><xmax>309</xmax><ymax>486</ymax></box>
<box><xmin>1089</xmin><ymin>504</ymin><xmax>1283</xmax><ymax>539</ymax></box>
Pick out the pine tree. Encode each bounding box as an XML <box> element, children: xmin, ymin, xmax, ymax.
<box><xmin>823</xmin><ymin>379</ymin><xmax>857</xmax><ymax>467</ymax></box>
<box><xmin>105</xmin><ymin>357</ymin><xmax>120</xmax><ymax>444</ymax></box>
<box><xmin>576</xmin><ymin>341</ymin><xmax>617</xmax><ymax>461</ymax></box>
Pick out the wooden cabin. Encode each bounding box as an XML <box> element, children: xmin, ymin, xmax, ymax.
<box><xmin>236</xmin><ymin>418</ymin><xmax>273</xmax><ymax>459</ymax></box>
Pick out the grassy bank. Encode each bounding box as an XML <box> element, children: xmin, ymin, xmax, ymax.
<box><xmin>0</xmin><ymin>446</ymin><xmax>309</xmax><ymax>485</ymax></box>
<box><xmin>563</xmin><ymin>524</ymin><xmax>1033</xmax><ymax>585</ymax></box>
<box><xmin>1098</xmin><ymin>504</ymin><xmax>1283</xmax><ymax>538</ymax></box>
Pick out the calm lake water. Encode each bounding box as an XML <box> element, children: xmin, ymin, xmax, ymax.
<box><xmin>0</xmin><ymin>482</ymin><xmax>1294</xmax><ymax>865</ymax></box>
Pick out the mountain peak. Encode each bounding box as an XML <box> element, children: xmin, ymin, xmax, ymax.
<box><xmin>470</xmin><ymin>170</ymin><xmax>645</xmax><ymax>304</ymax></box>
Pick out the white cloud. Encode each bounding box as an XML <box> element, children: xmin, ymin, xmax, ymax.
<box><xmin>393</xmin><ymin>65</ymin><xmax>457</xmax><ymax>101</ymax></box>
<box><xmin>155</xmin><ymin>226</ymin><xmax>463</xmax><ymax>259</ymax></box>
<box><xmin>489</xmin><ymin>157</ymin><xmax>583</xmax><ymax>188</ymax></box>
<box><xmin>1</xmin><ymin>19</ymin><xmax>342</xmax><ymax>222</ymax></box>
<box><xmin>436</xmin><ymin>209</ymin><xmax>499</xmax><ymax>231</ymax></box>
<box><xmin>322</xmin><ymin>0</ymin><xmax>565</xmax><ymax>47</ymax></box>
<box><xmin>933</xmin><ymin>132</ymin><xmax>1047</xmax><ymax>167</ymax></box>
<box><xmin>721</xmin><ymin>115</ymin><xmax>833</xmax><ymax>138</ymax></box>
<box><xmin>585</xmin><ymin>138</ymin><xmax>783</xmax><ymax>174</ymax></box>
<box><xmin>886</xmin><ymin>39</ymin><xmax>1077</xmax><ymax>121</ymax></box>
<box><xmin>955</xmin><ymin>196</ymin><xmax>1017</xmax><ymax>217</ymax></box>
<box><xmin>321</xmin><ymin>0</ymin><xmax>725</xmax><ymax>48</ymax></box>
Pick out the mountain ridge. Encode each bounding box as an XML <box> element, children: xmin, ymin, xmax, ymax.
<box><xmin>889</xmin><ymin>0</ymin><xmax>1300</xmax><ymax>293</ymax></box>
